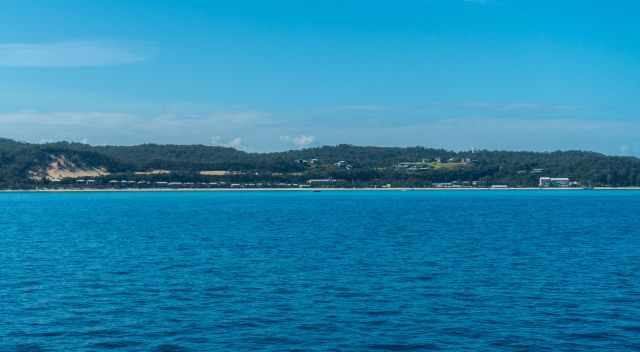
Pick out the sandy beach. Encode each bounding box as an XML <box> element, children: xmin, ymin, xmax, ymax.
<box><xmin>3</xmin><ymin>187</ymin><xmax>640</xmax><ymax>193</ymax></box>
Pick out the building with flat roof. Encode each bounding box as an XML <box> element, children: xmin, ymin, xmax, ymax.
<box><xmin>539</xmin><ymin>177</ymin><xmax>572</xmax><ymax>187</ymax></box>
<box><xmin>307</xmin><ymin>179</ymin><xmax>338</xmax><ymax>185</ymax></box>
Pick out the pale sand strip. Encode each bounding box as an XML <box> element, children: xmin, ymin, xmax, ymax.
<box><xmin>2</xmin><ymin>187</ymin><xmax>640</xmax><ymax>193</ymax></box>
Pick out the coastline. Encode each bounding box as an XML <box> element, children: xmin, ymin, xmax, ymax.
<box><xmin>3</xmin><ymin>187</ymin><xmax>640</xmax><ymax>193</ymax></box>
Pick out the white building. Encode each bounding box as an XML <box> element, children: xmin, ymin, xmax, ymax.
<box><xmin>539</xmin><ymin>177</ymin><xmax>571</xmax><ymax>187</ymax></box>
<box><xmin>307</xmin><ymin>179</ymin><xmax>338</xmax><ymax>185</ymax></box>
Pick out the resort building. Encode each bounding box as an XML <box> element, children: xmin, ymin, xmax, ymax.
<box><xmin>395</xmin><ymin>160</ymin><xmax>432</xmax><ymax>171</ymax></box>
<box><xmin>307</xmin><ymin>179</ymin><xmax>338</xmax><ymax>185</ymax></box>
<box><xmin>539</xmin><ymin>177</ymin><xmax>572</xmax><ymax>187</ymax></box>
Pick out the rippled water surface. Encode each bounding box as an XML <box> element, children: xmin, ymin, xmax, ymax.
<box><xmin>2</xmin><ymin>190</ymin><xmax>640</xmax><ymax>351</ymax></box>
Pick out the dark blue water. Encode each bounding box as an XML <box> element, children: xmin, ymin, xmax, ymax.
<box><xmin>2</xmin><ymin>190</ymin><xmax>640</xmax><ymax>351</ymax></box>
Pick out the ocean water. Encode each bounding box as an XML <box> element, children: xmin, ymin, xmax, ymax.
<box><xmin>1</xmin><ymin>190</ymin><xmax>640</xmax><ymax>351</ymax></box>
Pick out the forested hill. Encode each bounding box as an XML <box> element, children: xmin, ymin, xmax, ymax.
<box><xmin>1</xmin><ymin>138</ymin><xmax>640</xmax><ymax>188</ymax></box>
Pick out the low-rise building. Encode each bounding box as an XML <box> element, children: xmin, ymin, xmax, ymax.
<box><xmin>395</xmin><ymin>159</ymin><xmax>431</xmax><ymax>171</ymax></box>
<box><xmin>334</xmin><ymin>160</ymin><xmax>352</xmax><ymax>169</ymax></box>
<box><xmin>307</xmin><ymin>179</ymin><xmax>338</xmax><ymax>185</ymax></box>
<box><xmin>539</xmin><ymin>177</ymin><xmax>572</xmax><ymax>187</ymax></box>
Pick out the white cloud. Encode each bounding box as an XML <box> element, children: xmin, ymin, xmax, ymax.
<box><xmin>154</xmin><ymin>110</ymin><xmax>274</xmax><ymax>128</ymax></box>
<box><xmin>280</xmin><ymin>135</ymin><xmax>315</xmax><ymax>147</ymax></box>
<box><xmin>0</xmin><ymin>111</ymin><xmax>132</xmax><ymax>126</ymax></box>
<box><xmin>212</xmin><ymin>136</ymin><xmax>244</xmax><ymax>149</ymax></box>
<box><xmin>0</xmin><ymin>41</ymin><xmax>151</xmax><ymax>67</ymax></box>
<box><xmin>460</xmin><ymin>101</ymin><xmax>576</xmax><ymax>112</ymax></box>
<box><xmin>210</xmin><ymin>136</ymin><xmax>223</xmax><ymax>145</ymax></box>
<box><xmin>1</xmin><ymin>109</ymin><xmax>637</xmax><ymax>155</ymax></box>
<box><xmin>227</xmin><ymin>137</ymin><xmax>244</xmax><ymax>149</ymax></box>
<box><xmin>317</xmin><ymin>117</ymin><xmax>640</xmax><ymax>155</ymax></box>
<box><xmin>0</xmin><ymin>109</ymin><xmax>270</xmax><ymax>147</ymax></box>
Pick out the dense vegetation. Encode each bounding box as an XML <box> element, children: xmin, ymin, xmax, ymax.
<box><xmin>1</xmin><ymin>138</ymin><xmax>640</xmax><ymax>188</ymax></box>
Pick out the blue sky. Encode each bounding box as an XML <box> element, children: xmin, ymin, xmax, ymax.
<box><xmin>1</xmin><ymin>1</ymin><xmax>639</xmax><ymax>153</ymax></box>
